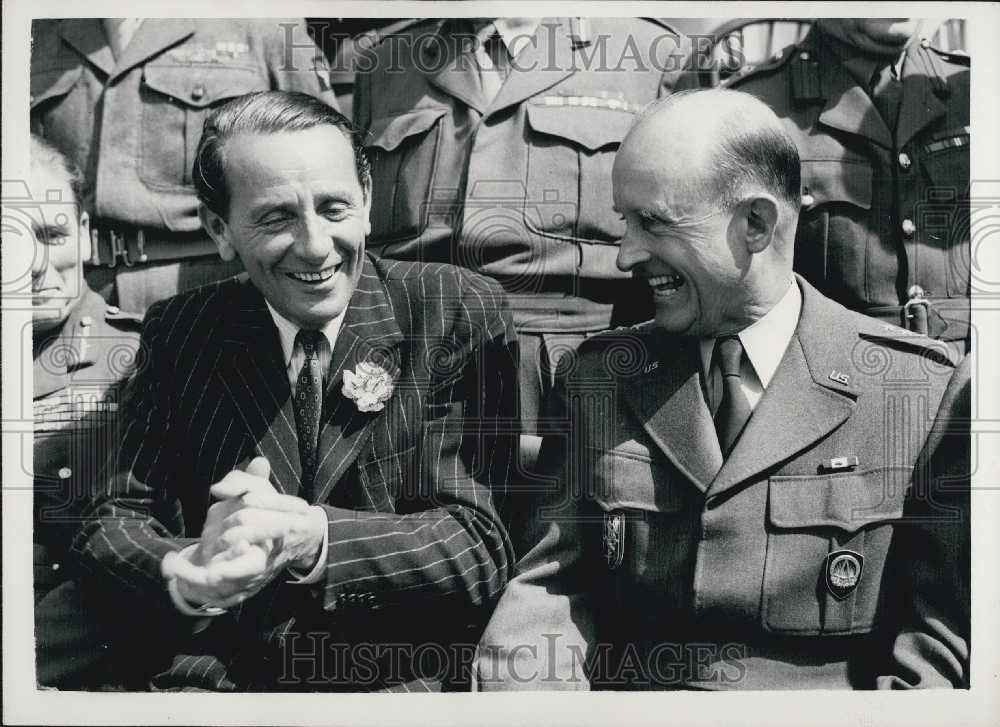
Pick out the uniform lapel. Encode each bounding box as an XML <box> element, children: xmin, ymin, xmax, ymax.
<box><xmin>58</xmin><ymin>19</ymin><xmax>115</xmax><ymax>77</ymax></box>
<box><xmin>708</xmin><ymin>278</ymin><xmax>860</xmax><ymax>498</ymax></box>
<box><xmin>107</xmin><ymin>19</ymin><xmax>196</xmax><ymax>83</ymax></box>
<box><xmin>217</xmin><ymin>281</ymin><xmax>302</xmax><ymax>495</ymax></box>
<box><xmin>32</xmin><ymin>288</ymin><xmax>103</xmax><ymax>399</ymax></box>
<box><xmin>815</xmin><ymin>41</ymin><xmax>893</xmax><ymax>150</ymax></box>
<box><xmin>895</xmin><ymin>45</ymin><xmax>948</xmax><ymax>149</ymax></box>
<box><xmin>426</xmin><ymin>21</ymin><xmax>488</xmax><ymax>115</ymax></box>
<box><xmin>311</xmin><ymin>259</ymin><xmax>405</xmax><ymax>505</ymax></box>
<box><xmin>489</xmin><ymin>18</ymin><xmax>576</xmax><ymax>118</ymax></box>
<box><xmin>621</xmin><ymin>333</ymin><xmax>723</xmax><ymax>493</ymax></box>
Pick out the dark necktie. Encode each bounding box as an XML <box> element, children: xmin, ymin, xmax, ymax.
<box><xmin>713</xmin><ymin>335</ymin><xmax>753</xmax><ymax>456</ymax></box>
<box><xmin>871</xmin><ymin>61</ymin><xmax>903</xmax><ymax>135</ymax></box>
<box><xmin>294</xmin><ymin>329</ymin><xmax>324</xmax><ymax>501</ymax></box>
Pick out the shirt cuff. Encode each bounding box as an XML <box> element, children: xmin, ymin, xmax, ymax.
<box><xmin>285</xmin><ymin>505</ymin><xmax>329</xmax><ymax>585</ymax></box>
<box><xmin>166</xmin><ymin>544</ymin><xmax>228</xmax><ymax>620</ymax></box>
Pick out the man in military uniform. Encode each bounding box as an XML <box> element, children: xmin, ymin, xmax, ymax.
<box><xmin>30</xmin><ymin>18</ymin><xmax>338</xmax><ymax>315</ymax></box>
<box><xmin>26</xmin><ymin>136</ymin><xmax>143</xmax><ymax>687</ymax></box>
<box><xmin>352</xmin><ymin>17</ymin><xmax>686</xmax><ymax>437</ymax></box>
<box><xmin>475</xmin><ymin>90</ymin><xmax>969</xmax><ymax>690</ymax></box>
<box><xmin>724</xmin><ymin>19</ymin><xmax>971</xmax><ymax>355</ymax></box>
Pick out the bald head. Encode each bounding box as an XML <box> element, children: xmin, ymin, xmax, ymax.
<box><xmin>612</xmin><ymin>90</ymin><xmax>802</xmax><ymax>337</ymax></box>
<box><xmin>624</xmin><ymin>89</ymin><xmax>801</xmax><ymax>219</ymax></box>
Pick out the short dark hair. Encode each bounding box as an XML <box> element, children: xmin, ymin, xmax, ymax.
<box><xmin>30</xmin><ymin>134</ymin><xmax>84</xmax><ymax>208</ymax></box>
<box><xmin>192</xmin><ymin>91</ymin><xmax>371</xmax><ymax>218</ymax></box>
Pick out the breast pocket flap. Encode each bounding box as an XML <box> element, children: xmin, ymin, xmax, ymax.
<box><xmin>768</xmin><ymin>469</ymin><xmax>905</xmax><ymax>533</ymax></box>
<box><xmin>368</xmin><ymin>108</ymin><xmax>448</xmax><ymax>152</ymax></box>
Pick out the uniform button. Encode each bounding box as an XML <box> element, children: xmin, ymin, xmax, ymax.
<box><xmin>908</xmin><ymin>284</ymin><xmax>927</xmax><ymax>300</ymax></box>
<box><xmin>920</xmin><ymin>38</ymin><xmax>930</xmax><ymax>49</ymax></box>
<box><xmin>191</xmin><ymin>84</ymin><xmax>206</xmax><ymax>101</ymax></box>
<box><xmin>771</xmin><ymin>49</ymin><xmax>783</xmax><ymax>61</ymax></box>
<box><xmin>901</xmin><ymin>218</ymin><xmax>916</xmax><ymax>236</ymax></box>
<box><xmin>58</xmin><ymin>467</ymin><xmax>72</xmax><ymax>480</ymax></box>
<box><xmin>801</xmin><ymin>192</ymin><xmax>815</xmax><ymax>207</ymax></box>
<box><xmin>898</xmin><ymin>152</ymin><xmax>912</xmax><ymax>170</ymax></box>
<box><xmin>106</xmin><ymin>305</ymin><xmax>120</xmax><ymax>315</ymax></box>
<box><xmin>79</xmin><ymin>316</ymin><xmax>93</xmax><ymax>328</ymax></box>
<box><xmin>51</xmin><ymin>562</ymin><xmax>61</xmax><ymax>572</ymax></box>
<box><xmin>799</xmin><ymin>51</ymin><xmax>810</xmax><ymax>61</ymax></box>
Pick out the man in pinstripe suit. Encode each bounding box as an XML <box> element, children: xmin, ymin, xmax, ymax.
<box><xmin>72</xmin><ymin>92</ymin><xmax>518</xmax><ymax>691</ymax></box>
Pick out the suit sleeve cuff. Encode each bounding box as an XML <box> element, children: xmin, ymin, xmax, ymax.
<box><xmin>165</xmin><ymin>544</ymin><xmax>228</xmax><ymax>624</ymax></box>
<box><xmin>285</xmin><ymin>506</ymin><xmax>329</xmax><ymax>585</ymax></box>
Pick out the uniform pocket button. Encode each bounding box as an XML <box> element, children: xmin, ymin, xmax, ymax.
<box><xmin>58</xmin><ymin>467</ymin><xmax>72</xmax><ymax>480</ymax></box>
<box><xmin>191</xmin><ymin>85</ymin><xmax>206</xmax><ymax>101</ymax></box>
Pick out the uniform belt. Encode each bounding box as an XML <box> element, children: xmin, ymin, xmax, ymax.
<box><xmin>89</xmin><ymin>223</ymin><xmax>215</xmax><ymax>267</ymax></box>
<box><xmin>861</xmin><ymin>299</ymin><xmax>969</xmax><ymax>342</ymax></box>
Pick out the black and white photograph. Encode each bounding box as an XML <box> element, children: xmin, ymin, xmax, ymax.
<box><xmin>3</xmin><ymin>1</ymin><xmax>998</xmax><ymax>725</ymax></box>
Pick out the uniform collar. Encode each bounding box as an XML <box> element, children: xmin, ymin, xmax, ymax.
<box><xmin>33</xmin><ymin>286</ymin><xmax>106</xmax><ymax>399</ymax></box>
<box><xmin>699</xmin><ymin>279</ymin><xmax>801</xmax><ymax>391</ymax></box>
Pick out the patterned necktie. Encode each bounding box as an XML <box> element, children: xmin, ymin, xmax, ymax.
<box><xmin>294</xmin><ymin>329</ymin><xmax>324</xmax><ymax>501</ymax></box>
<box><xmin>475</xmin><ymin>22</ymin><xmax>510</xmax><ymax>104</ymax></box>
<box><xmin>713</xmin><ymin>335</ymin><xmax>753</xmax><ymax>456</ymax></box>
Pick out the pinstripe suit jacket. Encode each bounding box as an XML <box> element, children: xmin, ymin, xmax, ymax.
<box><xmin>73</xmin><ymin>255</ymin><xmax>518</xmax><ymax>690</ymax></box>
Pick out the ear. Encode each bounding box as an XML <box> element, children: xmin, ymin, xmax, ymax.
<box><xmin>361</xmin><ymin>175</ymin><xmax>372</xmax><ymax>237</ymax></box>
<box><xmin>77</xmin><ymin>211</ymin><xmax>91</xmax><ymax>263</ymax></box>
<box><xmin>199</xmin><ymin>203</ymin><xmax>238</xmax><ymax>262</ymax></box>
<box><xmin>742</xmin><ymin>195</ymin><xmax>780</xmax><ymax>254</ymax></box>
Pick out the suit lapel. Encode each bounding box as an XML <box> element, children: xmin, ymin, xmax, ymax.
<box><xmin>489</xmin><ymin>18</ymin><xmax>576</xmax><ymax>118</ymax></box>
<box><xmin>311</xmin><ymin>259</ymin><xmax>405</xmax><ymax>505</ymax></box>
<box><xmin>217</xmin><ymin>281</ymin><xmax>302</xmax><ymax>495</ymax></box>
<box><xmin>708</xmin><ymin>278</ymin><xmax>860</xmax><ymax>498</ymax></box>
<box><xmin>622</xmin><ymin>334</ymin><xmax>723</xmax><ymax>493</ymax></box>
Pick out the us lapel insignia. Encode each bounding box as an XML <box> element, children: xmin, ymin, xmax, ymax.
<box><xmin>824</xmin><ymin>550</ymin><xmax>864</xmax><ymax>600</ymax></box>
<box><xmin>828</xmin><ymin>370</ymin><xmax>851</xmax><ymax>385</ymax></box>
<box><xmin>603</xmin><ymin>510</ymin><xmax>626</xmax><ymax>570</ymax></box>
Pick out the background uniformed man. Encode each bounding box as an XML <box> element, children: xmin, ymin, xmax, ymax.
<box><xmin>25</xmin><ymin>136</ymin><xmax>143</xmax><ymax>687</ymax></box>
<box><xmin>30</xmin><ymin>18</ymin><xmax>338</xmax><ymax>315</ymax></box>
<box><xmin>352</xmin><ymin>17</ymin><xmax>686</xmax><ymax>439</ymax></box>
<box><xmin>725</xmin><ymin>19</ymin><xmax>971</xmax><ymax>355</ymax></box>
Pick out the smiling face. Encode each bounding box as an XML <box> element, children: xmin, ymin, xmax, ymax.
<box><xmin>613</xmin><ymin>120</ymin><xmax>769</xmax><ymax>338</ymax></box>
<box><xmin>201</xmin><ymin>125</ymin><xmax>371</xmax><ymax>330</ymax></box>
<box><xmin>28</xmin><ymin>162</ymin><xmax>90</xmax><ymax>336</ymax></box>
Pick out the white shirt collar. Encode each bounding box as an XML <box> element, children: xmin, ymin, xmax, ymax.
<box><xmin>699</xmin><ymin>279</ymin><xmax>801</xmax><ymax>390</ymax></box>
<box><xmin>265</xmin><ymin>302</ymin><xmax>345</xmax><ymax>370</ymax></box>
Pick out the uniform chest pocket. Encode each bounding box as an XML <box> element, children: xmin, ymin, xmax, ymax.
<box><xmin>139</xmin><ymin>63</ymin><xmax>269</xmax><ymax>190</ymax></box>
<box><xmin>762</xmin><ymin>469</ymin><xmax>904</xmax><ymax>635</ymax></box>
<box><xmin>523</xmin><ymin>105</ymin><xmax>635</xmax><ymax>244</ymax></box>
<box><xmin>921</xmin><ymin>133</ymin><xmax>971</xmax><ymax>299</ymax></box>
<box><xmin>365</xmin><ymin>108</ymin><xmax>448</xmax><ymax>244</ymax></box>
<box><xmin>590</xmin><ymin>445</ymin><xmax>695</xmax><ymax>605</ymax></box>
<box><xmin>795</xmin><ymin>159</ymin><xmax>874</xmax><ymax>291</ymax></box>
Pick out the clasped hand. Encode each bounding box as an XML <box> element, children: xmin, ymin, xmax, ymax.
<box><xmin>161</xmin><ymin>457</ymin><xmax>326</xmax><ymax>610</ymax></box>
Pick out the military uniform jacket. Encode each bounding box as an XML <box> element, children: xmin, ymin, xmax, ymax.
<box><xmin>72</xmin><ymin>257</ymin><xmax>518</xmax><ymax>690</ymax></box>
<box><xmin>476</xmin><ymin>277</ymin><xmax>969</xmax><ymax>690</ymax></box>
<box><xmin>729</xmin><ymin>29</ymin><xmax>970</xmax><ymax>344</ymax></box>
<box><xmin>30</xmin><ymin>19</ymin><xmax>336</xmax><ymax>237</ymax></box>
<box><xmin>33</xmin><ymin>286</ymin><xmax>142</xmax><ymax>596</ymax></box>
<box><xmin>353</xmin><ymin>18</ymin><xmax>684</xmax><ymax>332</ymax></box>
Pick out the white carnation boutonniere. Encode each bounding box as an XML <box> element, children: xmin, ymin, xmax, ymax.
<box><xmin>342</xmin><ymin>360</ymin><xmax>395</xmax><ymax>413</ymax></box>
